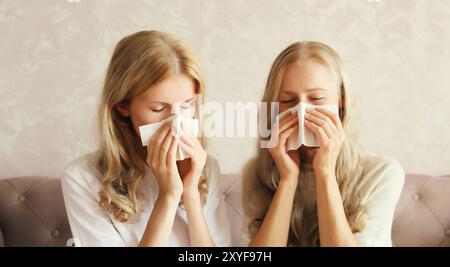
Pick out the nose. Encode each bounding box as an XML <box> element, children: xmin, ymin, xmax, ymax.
<box><xmin>299</xmin><ymin>94</ymin><xmax>311</xmax><ymax>104</ymax></box>
<box><xmin>171</xmin><ymin>103</ymin><xmax>195</xmax><ymax>118</ymax></box>
<box><xmin>170</xmin><ymin>103</ymin><xmax>182</xmax><ymax>115</ymax></box>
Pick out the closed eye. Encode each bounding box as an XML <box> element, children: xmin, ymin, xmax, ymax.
<box><xmin>177</xmin><ymin>97</ymin><xmax>195</xmax><ymax>109</ymax></box>
<box><xmin>280</xmin><ymin>99</ymin><xmax>295</xmax><ymax>103</ymax></box>
<box><xmin>151</xmin><ymin>107</ymin><xmax>166</xmax><ymax>113</ymax></box>
<box><xmin>180</xmin><ymin>101</ymin><xmax>193</xmax><ymax>109</ymax></box>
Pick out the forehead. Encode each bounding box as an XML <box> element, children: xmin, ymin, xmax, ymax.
<box><xmin>137</xmin><ymin>73</ymin><xmax>196</xmax><ymax>104</ymax></box>
<box><xmin>280</xmin><ymin>61</ymin><xmax>338</xmax><ymax>93</ymax></box>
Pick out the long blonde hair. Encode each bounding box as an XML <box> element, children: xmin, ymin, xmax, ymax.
<box><xmin>242</xmin><ymin>41</ymin><xmax>365</xmax><ymax>246</ymax></box>
<box><xmin>96</xmin><ymin>30</ymin><xmax>208</xmax><ymax>222</ymax></box>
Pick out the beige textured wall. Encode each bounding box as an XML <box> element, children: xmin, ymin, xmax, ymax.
<box><xmin>1</xmin><ymin>0</ymin><xmax>449</xmax><ymax>178</ymax></box>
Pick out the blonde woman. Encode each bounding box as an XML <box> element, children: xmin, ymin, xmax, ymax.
<box><xmin>61</xmin><ymin>31</ymin><xmax>230</xmax><ymax>247</ymax></box>
<box><xmin>242</xmin><ymin>42</ymin><xmax>405</xmax><ymax>247</ymax></box>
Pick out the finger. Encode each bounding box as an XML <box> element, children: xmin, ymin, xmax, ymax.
<box><xmin>314</xmin><ymin>107</ymin><xmax>341</xmax><ymax>126</ymax></box>
<box><xmin>305</xmin><ymin>114</ymin><xmax>335</xmax><ymax>138</ymax></box>
<box><xmin>148</xmin><ymin>143</ymin><xmax>156</xmax><ymax>168</ymax></box>
<box><xmin>315</xmin><ymin>107</ymin><xmax>344</xmax><ymax>133</ymax></box>
<box><xmin>179</xmin><ymin>141</ymin><xmax>195</xmax><ymax>156</ymax></box>
<box><xmin>167</xmin><ymin>134</ymin><xmax>178</xmax><ymax>166</ymax></box>
<box><xmin>178</xmin><ymin>131</ymin><xmax>195</xmax><ymax>148</ymax></box>
<box><xmin>182</xmin><ymin>134</ymin><xmax>204</xmax><ymax>152</ymax></box>
<box><xmin>305</xmin><ymin>109</ymin><xmax>337</xmax><ymax>137</ymax></box>
<box><xmin>147</xmin><ymin>123</ymin><xmax>170</xmax><ymax>164</ymax></box>
<box><xmin>191</xmin><ymin>137</ymin><xmax>203</xmax><ymax>149</ymax></box>
<box><xmin>269</xmin><ymin>112</ymin><xmax>297</xmax><ymax>148</ymax></box>
<box><xmin>148</xmin><ymin>122</ymin><xmax>171</xmax><ymax>145</ymax></box>
<box><xmin>160</xmin><ymin>129</ymin><xmax>175</xmax><ymax>164</ymax></box>
<box><xmin>273</xmin><ymin>119</ymin><xmax>299</xmax><ymax>149</ymax></box>
<box><xmin>151</xmin><ymin>124</ymin><xmax>172</xmax><ymax>167</ymax></box>
<box><xmin>304</xmin><ymin>120</ymin><xmax>328</xmax><ymax>145</ymax></box>
<box><xmin>273</xmin><ymin>111</ymin><xmax>296</xmax><ymax>132</ymax></box>
<box><xmin>278</xmin><ymin>113</ymin><xmax>298</xmax><ymax>133</ymax></box>
<box><xmin>278</xmin><ymin>124</ymin><xmax>298</xmax><ymax>147</ymax></box>
<box><xmin>278</xmin><ymin>110</ymin><xmax>297</xmax><ymax>124</ymax></box>
<box><xmin>148</xmin><ymin>123</ymin><xmax>172</xmax><ymax>157</ymax></box>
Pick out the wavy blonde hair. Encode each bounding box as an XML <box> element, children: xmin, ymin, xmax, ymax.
<box><xmin>96</xmin><ymin>30</ymin><xmax>208</xmax><ymax>222</ymax></box>
<box><xmin>242</xmin><ymin>41</ymin><xmax>365</xmax><ymax>246</ymax></box>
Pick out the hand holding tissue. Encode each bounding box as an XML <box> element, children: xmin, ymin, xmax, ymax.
<box><xmin>269</xmin><ymin>102</ymin><xmax>339</xmax><ymax>149</ymax></box>
<box><xmin>138</xmin><ymin>115</ymin><xmax>200</xmax><ymax>161</ymax></box>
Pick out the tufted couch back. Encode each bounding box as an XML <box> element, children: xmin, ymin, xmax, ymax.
<box><xmin>0</xmin><ymin>177</ymin><xmax>71</xmax><ymax>246</ymax></box>
<box><xmin>1</xmin><ymin>174</ymin><xmax>449</xmax><ymax>247</ymax></box>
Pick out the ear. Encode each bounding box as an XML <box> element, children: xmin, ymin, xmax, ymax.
<box><xmin>115</xmin><ymin>101</ymin><xmax>131</xmax><ymax>117</ymax></box>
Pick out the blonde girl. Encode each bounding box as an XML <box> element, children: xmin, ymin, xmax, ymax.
<box><xmin>61</xmin><ymin>30</ymin><xmax>230</xmax><ymax>247</ymax></box>
<box><xmin>242</xmin><ymin>41</ymin><xmax>404</xmax><ymax>247</ymax></box>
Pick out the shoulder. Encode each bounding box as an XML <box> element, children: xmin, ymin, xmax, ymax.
<box><xmin>203</xmin><ymin>154</ymin><xmax>221</xmax><ymax>180</ymax></box>
<box><xmin>60</xmin><ymin>150</ymin><xmax>102</xmax><ymax>188</ymax></box>
<box><xmin>360</xmin><ymin>153</ymin><xmax>405</xmax><ymax>183</ymax></box>
<box><xmin>358</xmin><ymin>153</ymin><xmax>405</xmax><ymax>200</ymax></box>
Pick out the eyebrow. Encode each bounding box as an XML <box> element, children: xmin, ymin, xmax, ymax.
<box><xmin>305</xmin><ymin>88</ymin><xmax>328</xmax><ymax>92</ymax></box>
<box><xmin>280</xmin><ymin>88</ymin><xmax>328</xmax><ymax>95</ymax></box>
<box><xmin>146</xmin><ymin>97</ymin><xmax>194</xmax><ymax>105</ymax></box>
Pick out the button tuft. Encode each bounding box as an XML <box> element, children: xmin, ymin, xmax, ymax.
<box><xmin>51</xmin><ymin>230</ymin><xmax>60</xmax><ymax>238</ymax></box>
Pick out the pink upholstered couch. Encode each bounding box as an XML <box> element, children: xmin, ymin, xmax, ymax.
<box><xmin>221</xmin><ymin>173</ymin><xmax>450</xmax><ymax>247</ymax></box>
<box><xmin>1</xmin><ymin>173</ymin><xmax>449</xmax><ymax>246</ymax></box>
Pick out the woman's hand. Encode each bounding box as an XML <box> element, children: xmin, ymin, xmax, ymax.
<box><xmin>304</xmin><ymin>107</ymin><xmax>359</xmax><ymax>246</ymax></box>
<box><xmin>147</xmin><ymin>123</ymin><xmax>183</xmax><ymax>200</ymax></box>
<box><xmin>304</xmin><ymin>107</ymin><xmax>345</xmax><ymax>180</ymax></box>
<box><xmin>178</xmin><ymin>131</ymin><xmax>207</xmax><ymax>194</ymax></box>
<box><xmin>268</xmin><ymin>111</ymin><xmax>300</xmax><ymax>184</ymax></box>
<box><xmin>177</xmin><ymin>130</ymin><xmax>214</xmax><ymax>247</ymax></box>
<box><xmin>249</xmin><ymin>112</ymin><xmax>300</xmax><ymax>246</ymax></box>
<box><xmin>140</xmin><ymin>123</ymin><xmax>183</xmax><ymax>246</ymax></box>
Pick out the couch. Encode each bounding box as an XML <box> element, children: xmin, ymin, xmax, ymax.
<box><xmin>1</xmin><ymin>173</ymin><xmax>449</xmax><ymax>247</ymax></box>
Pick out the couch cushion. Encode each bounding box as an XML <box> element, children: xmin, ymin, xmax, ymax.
<box><xmin>392</xmin><ymin>174</ymin><xmax>450</xmax><ymax>246</ymax></box>
<box><xmin>0</xmin><ymin>177</ymin><xmax>71</xmax><ymax>246</ymax></box>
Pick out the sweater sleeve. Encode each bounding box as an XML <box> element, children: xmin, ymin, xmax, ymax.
<box><xmin>354</xmin><ymin>157</ymin><xmax>405</xmax><ymax>246</ymax></box>
<box><xmin>204</xmin><ymin>156</ymin><xmax>232</xmax><ymax>247</ymax></box>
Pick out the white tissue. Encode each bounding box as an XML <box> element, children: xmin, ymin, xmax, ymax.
<box><xmin>138</xmin><ymin>115</ymin><xmax>200</xmax><ymax>161</ymax></box>
<box><xmin>269</xmin><ymin>102</ymin><xmax>339</xmax><ymax>149</ymax></box>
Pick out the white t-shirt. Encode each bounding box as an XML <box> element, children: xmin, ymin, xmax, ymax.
<box><xmin>241</xmin><ymin>153</ymin><xmax>405</xmax><ymax>247</ymax></box>
<box><xmin>60</xmin><ymin>151</ymin><xmax>231</xmax><ymax>247</ymax></box>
